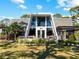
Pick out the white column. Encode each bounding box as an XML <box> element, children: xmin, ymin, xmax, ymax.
<box><xmin>36</xmin><ymin>17</ymin><xmax>37</xmax><ymax>27</ymax></box>
<box><xmin>40</xmin><ymin>30</ymin><xmax>42</xmax><ymax>38</ymax></box>
<box><xmin>36</xmin><ymin>29</ymin><xmax>38</xmax><ymax>38</ymax></box>
<box><xmin>45</xmin><ymin>17</ymin><xmax>47</xmax><ymax>38</ymax></box>
<box><xmin>45</xmin><ymin>17</ymin><xmax>47</xmax><ymax>26</ymax></box>
<box><xmin>36</xmin><ymin>17</ymin><xmax>38</xmax><ymax>38</ymax></box>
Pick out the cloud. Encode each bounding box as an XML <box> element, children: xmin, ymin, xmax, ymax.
<box><xmin>11</xmin><ymin>0</ymin><xmax>28</xmax><ymax>10</ymax></box>
<box><xmin>63</xmin><ymin>8</ymin><xmax>70</xmax><ymax>11</ymax></box>
<box><xmin>19</xmin><ymin>4</ymin><xmax>27</xmax><ymax>9</ymax></box>
<box><xmin>56</xmin><ymin>0</ymin><xmax>79</xmax><ymax>10</ymax></box>
<box><xmin>36</xmin><ymin>5</ymin><xmax>43</xmax><ymax>10</ymax></box>
<box><xmin>0</xmin><ymin>16</ymin><xmax>14</xmax><ymax>21</ymax></box>
<box><xmin>11</xmin><ymin>0</ymin><xmax>24</xmax><ymax>4</ymax></box>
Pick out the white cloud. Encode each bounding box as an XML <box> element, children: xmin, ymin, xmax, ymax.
<box><xmin>11</xmin><ymin>0</ymin><xmax>24</xmax><ymax>4</ymax></box>
<box><xmin>19</xmin><ymin>4</ymin><xmax>27</xmax><ymax>9</ymax></box>
<box><xmin>0</xmin><ymin>16</ymin><xmax>14</xmax><ymax>20</ymax></box>
<box><xmin>57</xmin><ymin>0</ymin><xmax>67</xmax><ymax>7</ymax></box>
<box><xmin>36</xmin><ymin>5</ymin><xmax>43</xmax><ymax>10</ymax></box>
<box><xmin>11</xmin><ymin>0</ymin><xmax>28</xmax><ymax>10</ymax></box>
<box><xmin>63</xmin><ymin>8</ymin><xmax>70</xmax><ymax>11</ymax></box>
<box><xmin>56</xmin><ymin>0</ymin><xmax>79</xmax><ymax>9</ymax></box>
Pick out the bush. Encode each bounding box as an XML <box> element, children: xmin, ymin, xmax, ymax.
<box><xmin>58</xmin><ymin>40</ymin><xmax>64</xmax><ymax>46</ymax></box>
<box><xmin>38</xmin><ymin>39</ymin><xmax>46</xmax><ymax>44</ymax></box>
<box><xmin>47</xmin><ymin>40</ymin><xmax>56</xmax><ymax>45</ymax></box>
<box><xmin>28</xmin><ymin>39</ymin><xmax>48</xmax><ymax>45</ymax></box>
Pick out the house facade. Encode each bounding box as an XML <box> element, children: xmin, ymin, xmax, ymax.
<box><xmin>21</xmin><ymin>13</ymin><xmax>72</xmax><ymax>40</ymax></box>
<box><xmin>1</xmin><ymin>13</ymin><xmax>74</xmax><ymax>40</ymax></box>
<box><xmin>25</xmin><ymin>14</ymin><xmax>58</xmax><ymax>39</ymax></box>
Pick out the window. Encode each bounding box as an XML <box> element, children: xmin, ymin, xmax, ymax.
<box><xmin>29</xmin><ymin>28</ymin><xmax>36</xmax><ymax>36</ymax></box>
<box><xmin>37</xmin><ymin>17</ymin><xmax>45</xmax><ymax>26</ymax></box>
<box><xmin>47</xmin><ymin>28</ymin><xmax>53</xmax><ymax>36</ymax></box>
<box><xmin>31</xmin><ymin>17</ymin><xmax>36</xmax><ymax>27</ymax></box>
<box><xmin>47</xmin><ymin>17</ymin><xmax>51</xmax><ymax>26</ymax></box>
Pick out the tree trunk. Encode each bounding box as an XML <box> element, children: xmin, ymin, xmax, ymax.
<box><xmin>14</xmin><ymin>31</ymin><xmax>17</xmax><ymax>41</ymax></box>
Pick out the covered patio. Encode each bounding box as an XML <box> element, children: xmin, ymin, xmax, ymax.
<box><xmin>57</xmin><ymin>26</ymin><xmax>79</xmax><ymax>40</ymax></box>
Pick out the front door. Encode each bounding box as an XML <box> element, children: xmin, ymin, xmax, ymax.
<box><xmin>37</xmin><ymin>30</ymin><xmax>45</xmax><ymax>38</ymax></box>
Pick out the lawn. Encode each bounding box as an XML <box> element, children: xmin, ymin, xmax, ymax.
<box><xmin>0</xmin><ymin>40</ymin><xmax>79</xmax><ymax>59</ymax></box>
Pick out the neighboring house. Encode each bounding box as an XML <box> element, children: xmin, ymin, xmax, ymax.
<box><xmin>1</xmin><ymin>13</ymin><xmax>78</xmax><ymax>40</ymax></box>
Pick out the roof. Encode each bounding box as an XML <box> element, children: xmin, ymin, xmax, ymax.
<box><xmin>57</xmin><ymin>26</ymin><xmax>79</xmax><ymax>31</ymax></box>
<box><xmin>10</xmin><ymin>18</ymin><xmax>30</xmax><ymax>24</ymax></box>
<box><xmin>54</xmin><ymin>18</ymin><xmax>73</xmax><ymax>27</ymax></box>
<box><xmin>31</xmin><ymin>14</ymin><xmax>52</xmax><ymax>17</ymax></box>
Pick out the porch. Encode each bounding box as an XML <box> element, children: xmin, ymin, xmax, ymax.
<box><xmin>57</xmin><ymin>26</ymin><xmax>79</xmax><ymax>40</ymax></box>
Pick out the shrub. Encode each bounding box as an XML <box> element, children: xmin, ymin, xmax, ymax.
<box><xmin>58</xmin><ymin>40</ymin><xmax>64</xmax><ymax>45</ymax></box>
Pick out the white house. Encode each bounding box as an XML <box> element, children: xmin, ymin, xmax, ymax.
<box><xmin>1</xmin><ymin>13</ymin><xmax>75</xmax><ymax>40</ymax></box>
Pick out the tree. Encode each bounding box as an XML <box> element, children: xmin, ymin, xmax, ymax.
<box><xmin>53</xmin><ymin>14</ymin><xmax>62</xmax><ymax>18</ymax></box>
<box><xmin>21</xmin><ymin>14</ymin><xmax>30</xmax><ymax>18</ymax></box>
<box><xmin>4</xmin><ymin>22</ymin><xmax>24</xmax><ymax>41</ymax></box>
<box><xmin>70</xmin><ymin>6</ymin><xmax>79</xmax><ymax>26</ymax></box>
<box><xmin>70</xmin><ymin>6</ymin><xmax>79</xmax><ymax>14</ymax></box>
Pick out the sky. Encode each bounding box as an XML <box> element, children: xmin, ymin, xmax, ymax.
<box><xmin>0</xmin><ymin>0</ymin><xmax>79</xmax><ymax>19</ymax></box>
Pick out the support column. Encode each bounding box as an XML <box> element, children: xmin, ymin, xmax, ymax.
<box><xmin>63</xmin><ymin>30</ymin><xmax>66</xmax><ymax>40</ymax></box>
<box><xmin>45</xmin><ymin>17</ymin><xmax>47</xmax><ymax>38</ymax></box>
<box><xmin>36</xmin><ymin>17</ymin><xmax>38</xmax><ymax>38</ymax></box>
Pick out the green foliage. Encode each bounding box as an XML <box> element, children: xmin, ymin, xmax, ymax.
<box><xmin>70</xmin><ymin>6</ymin><xmax>79</xmax><ymax>14</ymax></box>
<box><xmin>21</xmin><ymin>14</ymin><xmax>30</xmax><ymax>18</ymax></box>
<box><xmin>53</xmin><ymin>14</ymin><xmax>62</xmax><ymax>18</ymax></box>
<box><xmin>69</xmin><ymin>35</ymin><xmax>76</xmax><ymax>41</ymax></box>
<box><xmin>17</xmin><ymin>38</ymin><xmax>48</xmax><ymax>45</ymax></box>
<box><xmin>2</xmin><ymin>22</ymin><xmax>24</xmax><ymax>40</ymax></box>
<box><xmin>70</xmin><ymin>6</ymin><xmax>79</xmax><ymax>26</ymax></box>
<box><xmin>30</xmin><ymin>39</ymin><xmax>47</xmax><ymax>45</ymax></box>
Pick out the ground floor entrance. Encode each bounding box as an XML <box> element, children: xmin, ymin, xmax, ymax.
<box><xmin>36</xmin><ymin>27</ymin><xmax>46</xmax><ymax>38</ymax></box>
<box><xmin>37</xmin><ymin>30</ymin><xmax>45</xmax><ymax>38</ymax></box>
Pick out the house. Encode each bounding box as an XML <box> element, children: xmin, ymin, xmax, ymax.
<box><xmin>13</xmin><ymin>13</ymin><xmax>73</xmax><ymax>40</ymax></box>
<box><xmin>2</xmin><ymin>13</ymin><xmax>79</xmax><ymax>40</ymax></box>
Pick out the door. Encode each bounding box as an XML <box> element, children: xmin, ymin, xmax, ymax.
<box><xmin>37</xmin><ymin>30</ymin><xmax>45</xmax><ymax>38</ymax></box>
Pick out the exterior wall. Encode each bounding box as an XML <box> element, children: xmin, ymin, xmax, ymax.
<box><xmin>27</xmin><ymin>15</ymin><xmax>55</xmax><ymax>38</ymax></box>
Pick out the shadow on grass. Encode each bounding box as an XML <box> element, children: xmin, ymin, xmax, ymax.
<box><xmin>0</xmin><ymin>51</ymin><xmax>36</xmax><ymax>59</ymax></box>
<box><xmin>72</xmin><ymin>46</ymin><xmax>79</xmax><ymax>52</ymax></box>
<box><xmin>52</xmin><ymin>55</ymin><xmax>67</xmax><ymax>59</ymax></box>
<box><xmin>1</xmin><ymin>40</ymin><xmax>79</xmax><ymax>59</ymax></box>
<box><xmin>0</xmin><ymin>40</ymin><xmax>15</xmax><ymax>49</ymax></box>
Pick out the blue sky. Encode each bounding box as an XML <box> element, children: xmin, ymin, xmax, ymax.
<box><xmin>0</xmin><ymin>0</ymin><xmax>79</xmax><ymax>19</ymax></box>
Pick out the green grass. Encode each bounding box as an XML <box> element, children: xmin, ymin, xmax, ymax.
<box><xmin>0</xmin><ymin>40</ymin><xmax>79</xmax><ymax>59</ymax></box>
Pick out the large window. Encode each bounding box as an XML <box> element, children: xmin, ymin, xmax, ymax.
<box><xmin>47</xmin><ymin>17</ymin><xmax>51</xmax><ymax>26</ymax></box>
<box><xmin>47</xmin><ymin>28</ymin><xmax>53</xmax><ymax>36</ymax></box>
<box><xmin>28</xmin><ymin>28</ymin><xmax>36</xmax><ymax>36</ymax></box>
<box><xmin>31</xmin><ymin>17</ymin><xmax>36</xmax><ymax>27</ymax></box>
<box><xmin>37</xmin><ymin>17</ymin><xmax>45</xmax><ymax>26</ymax></box>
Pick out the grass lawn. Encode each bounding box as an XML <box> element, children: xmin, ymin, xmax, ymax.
<box><xmin>0</xmin><ymin>40</ymin><xmax>79</xmax><ymax>59</ymax></box>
